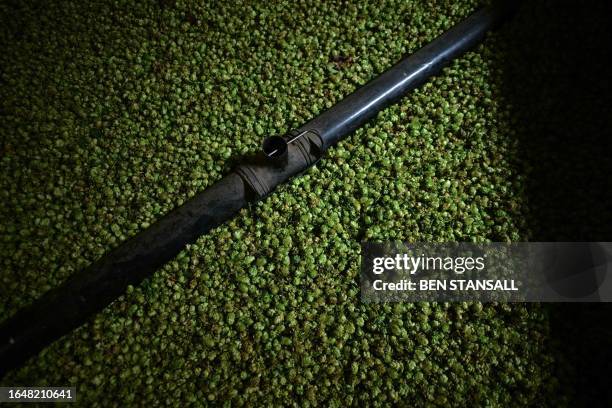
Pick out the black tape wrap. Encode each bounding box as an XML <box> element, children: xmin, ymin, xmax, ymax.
<box><xmin>235</xmin><ymin>130</ymin><xmax>324</xmax><ymax>200</ymax></box>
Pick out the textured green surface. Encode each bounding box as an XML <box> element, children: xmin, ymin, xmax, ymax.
<box><xmin>0</xmin><ymin>0</ymin><xmax>580</xmax><ymax>406</ymax></box>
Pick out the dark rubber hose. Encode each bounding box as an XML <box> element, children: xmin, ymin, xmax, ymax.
<box><xmin>0</xmin><ymin>1</ymin><xmax>516</xmax><ymax>377</ymax></box>
<box><xmin>0</xmin><ymin>174</ymin><xmax>248</xmax><ymax>376</ymax></box>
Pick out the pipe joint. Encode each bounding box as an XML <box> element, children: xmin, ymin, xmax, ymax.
<box><xmin>236</xmin><ymin>130</ymin><xmax>323</xmax><ymax>200</ymax></box>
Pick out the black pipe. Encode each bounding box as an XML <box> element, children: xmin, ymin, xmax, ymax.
<box><xmin>298</xmin><ymin>1</ymin><xmax>516</xmax><ymax>149</ymax></box>
<box><xmin>0</xmin><ymin>2</ymin><xmax>515</xmax><ymax>377</ymax></box>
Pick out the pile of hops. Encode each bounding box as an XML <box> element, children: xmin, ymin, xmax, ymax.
<box><xmin>0</xmin><ymin>0</ymin><xmax>572</xmax><ymax>406</ymax></box>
